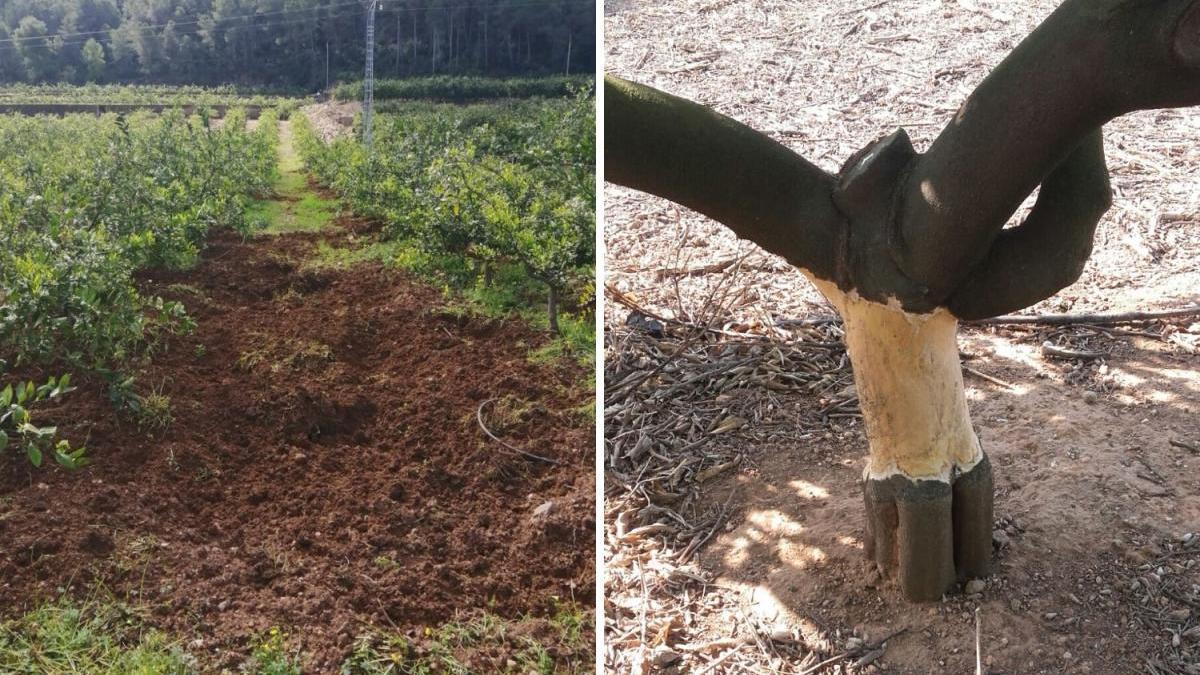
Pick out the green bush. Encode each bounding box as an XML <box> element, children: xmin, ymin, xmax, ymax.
<box><xmin>0</xmin><ymin>111</ymin><xmax>279</xmax><ymax>373</ymax></box>
<box><xmin>292</xmin><ymin>89</ymin><xmax>594</xmax><ymax>335</ymax></box>
<box><xmin>0</xmin><ymin>82</ymin><xmax>302</xmax><ymax>109</ymax></box>
<box><xmin>332</xmin><ymin>75</ymin><xmax>593</xmax><ymax>103</ymax></box>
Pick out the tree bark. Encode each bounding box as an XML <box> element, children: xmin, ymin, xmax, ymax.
<box><xmin>894</xmin><ymin>0</ymin><xmax>1200</xmax><ymax>307</ymax></box>
<box><xmin>605</xmin><ymin>77</ymin><xmax>844</xmax><ymax>284</ymax></box>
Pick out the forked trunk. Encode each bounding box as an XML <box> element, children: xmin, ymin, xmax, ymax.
<box><xmin>815</xmin><ymin>280</ymin><xmax>993</xmax><ymax>601</ymax></box>
<box><xmin>606</xmin><ymin>0</ymin><xmax>1200</xmax><ymax>605</ymax></box>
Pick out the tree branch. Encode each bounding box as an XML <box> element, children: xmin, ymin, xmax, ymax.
<box><xmin>946</xmin><ymin>129</ymin><xmax>1112</xmax><ymax>319</ymax></box>
<box><xmin>604</xmin><ymin>75</ymin><xmax>846</xmax><ymax>283</ymax></box>
<box><xmin>894</xmin><ymin>0</ymin><xmax>1200</xmax><ymax>302</ymax></box>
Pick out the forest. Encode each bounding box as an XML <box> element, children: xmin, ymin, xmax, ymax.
<box><xmin>0</xmin><ymin>0</ymin><xmax>594</xmax><ymax>88</ymax></box>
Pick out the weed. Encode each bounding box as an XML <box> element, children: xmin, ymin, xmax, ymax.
<box><xmin>0</xmin><ymin>597</ymin><xmax>194</xmax><ymax>673</ymax></box>
<box><xmin>528</xmin><ymin>313</ymin><xmax>595</xmax><ymax>368</ymax></box>
<box><xmin>247</xmin><ymin>627</ymin><xmax>303</xmax><ymax>675</ymax></box>
<box><xmin>136</xmin><ymin>389</ymin><xmax>174</xmax><ymax>432</ymax></box>
<box><xmin>113</xmin><ymin>534</ymin><xmax>162</xmax><ymax>578</ymax></box>
<box><xmin>0</xmin><ymin>375</ymin><xmax>88</xmax><ymax>469</ymax></box>
<box><xmin>238</xmin><ymin>335</ymin><xmax>333</xmax><ymax>373</ymax></box>
<box><xmin>304</xmin><ymin>239</ymin><xmax>406</xmax><ymax>271</ymax></box>
<box><xmin>341</xmin><ymin>604</ymin><xmax>592</xmax><ymax>674</ymax></box>
<box><xmin>165</xmin><ymin>283</ymin><xmax>209</xmax><ymax>302</ymax></box>
<box><xmin>485</xmin><ymin>395</ymin><xmax>544</xmax><ymax>434</ymax></box>
<box><xmin>373</xmin><ymin>554</ymin><xmax>402</xmax><ymax>571</ymax></box>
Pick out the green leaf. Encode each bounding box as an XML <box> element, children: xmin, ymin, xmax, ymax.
<box><xmin>53</xmin><ymin>441</ymin><xmax>88</xmax><ymax>470</ymax></box>
<box><xmin>26</xmin><ymin>443</ymin><xmax>42</xmax><ymax>467</ymax></box>
<box><xmin>0</xmin><ymin>433</ymin><xmax>8</xmax><ymax>452</ymax></box>
<box><xmin>0</xmin><ymin>384</ymin><xmax>11</xmax><ymax>407</ymax></box>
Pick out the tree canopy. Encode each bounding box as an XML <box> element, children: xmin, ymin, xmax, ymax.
<box><xmin>0</xmin><ymin>0</ymin><xmax>594</xmax><ymax>88</ymax></box>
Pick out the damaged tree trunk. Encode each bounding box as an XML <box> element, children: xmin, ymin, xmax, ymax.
<box><xmin>605</xmin><ymin>0</ymin><xmax>1200</xmax><ymax>601</ymax></box>
<box><xmin>818</xmin><ymin>279</ymin><xmax>992</xmax><ymax>600</ymax></box>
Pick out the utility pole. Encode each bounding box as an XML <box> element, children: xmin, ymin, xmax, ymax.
<box><xmin>565</xmin><ymin>31</ymin><xmax>572</xmax><ymax>75</ymax></box>
<box><xmin>362</xmin><ymin>0</ymin><xmax>379</xmax><ymax>150</ymax></box>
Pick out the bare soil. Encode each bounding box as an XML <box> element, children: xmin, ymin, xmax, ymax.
<box><xmin>604</xmin><ymin>0</ymin><xmax>1200</xmax><ymax>673</ymax></box>
<box><xmin>301</xmin><ymin>101</ymin><xmax>360</xmax><ymax>141</ymax></box>
<box><xmin>0</xmin><ymin>219</ymin><xmax>594</xmax><ymax>670</ymax></box>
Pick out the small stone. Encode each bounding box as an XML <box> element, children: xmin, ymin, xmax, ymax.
<box><xmin>1045</xmin><ymin>612</ymin><xmax>1058</xmax><ymax>620</ymax></box>
<box><xmin>1083</xmin><ymin>390</ymin><xmax>1099</xmax><ymax>404</ymax></box>
<box><xmin>532</xmin><ymin>500</ymin><xmax>554</xmax><ymax>521</ymax></box>
<box><xmin>217</xmin><ymin>600</ymin><xmax>230</xmax><ymax>611</ymax></box>
<box><xmin>1009</xmin><ymin>598</ymin><xmax>1021</xmax><ymax>612</ymax></box>
<box><xmin>965</xmin><ymin>579</ymin><xmax>986</xmax><ymax>595</ymax></box>
<box><xmin>992</xmin><ymin>530</ymin><xmax>1011</xmax><ymax>548</ymax></box>
<box><xmin>846</xmin><ymin>637</ymin><xmax>865</xmax><ymax>651</ymax></box>
<box><xmin>1063</xmin><ymin>651</ymin><xmax>1073</xmax><ymax>660</ymax></box>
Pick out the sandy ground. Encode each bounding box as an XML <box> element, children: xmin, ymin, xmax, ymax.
<box><xmin>603</xmin><ymin>0</ymin><xmax>1200</xmax><ymax>673</ymax></box>
<box><xmin>301</xmin><ymin>101</ymin><xmax>360</xmax><ymax>141</ymax></box>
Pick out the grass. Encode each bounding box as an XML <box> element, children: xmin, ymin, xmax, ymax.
<box><xmin>303</xmin><ymin>239</ymin><xmax>408</xmax><ymax>271</ymax></box>
<box><xmin>135</xmin><ymin>390</ymin><xmax>174</xmax><ymax>432</ymax></box>
<box><xmin>0</xmin><ymin>598</ymin><xmax>591</xmax><ymax>675</ymax></box>
<box><xmin>453</xmin><ymin>268</ymin><xmax>595</xmax><ymax>369</ymax></box>
<box><xmin>249</xmin><ymin>122</ymin><xmax>338</xmax><ymax>235</ymax></box>
<box><xmin>341</xmin><ymin>602</ymin><xmax>593</xmax><ymax>674</ymax></box>
<box><xmin>246</xmin><ymin>627</ymin><xmax>304</xmax><ymax>675</ymax></box>
<box><xmin>237</xmin><ymin>333</ymin><xmax>334</xmax><ymax>373</ymax></box>
<box><xmin>0</xmin><ymin>597</ymin><xmax>194</xmax><ymax>674</ymax></box>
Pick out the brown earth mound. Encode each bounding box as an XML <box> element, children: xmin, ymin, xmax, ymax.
<box><xmin>0</xmin><ymin>227</ymin><xmax>594</xmax><ymax>670</ymax></box>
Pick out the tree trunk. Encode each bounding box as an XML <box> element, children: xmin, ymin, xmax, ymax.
<box><xmin>814</xmin><ymin>279</ymin><xmax>992</xmax><ymax>600</ymax></box>
<box><xmin>547</xmin><ymin>285</ymin><xmax>560</xmax><ymax>336</ymax></box>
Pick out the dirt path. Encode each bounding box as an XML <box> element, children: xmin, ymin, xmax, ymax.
<box><xmin>0</xmin><ymin>122</ymin><xmax>595</xmax><ymax>671</ymax></box>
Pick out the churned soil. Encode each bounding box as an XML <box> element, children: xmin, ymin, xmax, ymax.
<box><xmin>0</xmin><ymin>223</ymin><xmax>594</xmax><ymax>670</ymax></box>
